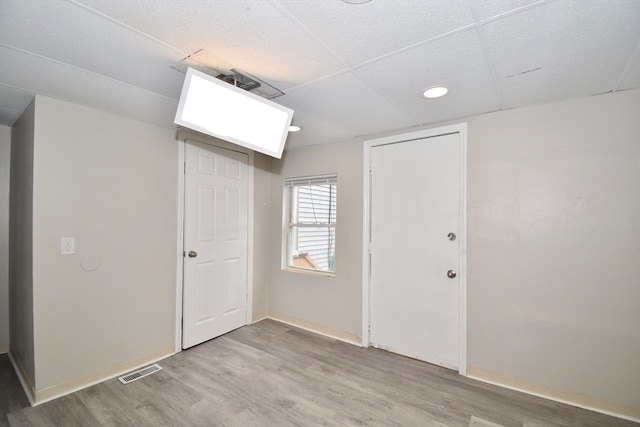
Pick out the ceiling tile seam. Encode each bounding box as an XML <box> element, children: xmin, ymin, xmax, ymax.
<box><xmin>0</xmin><ymin>104</ymin><xmax>24</xmax><ymax>114</ymax></box>
<box><xmin>272</xmin><ymin>0</ymin><xmax>515</xmax><ymax>98</ymax></box>
<box><xmin>283</xmin><ymin>25</ymin><xmax>480</xmax><ymax>95</ymax></box>
<box><xmin>351</xmin><ymin>23</ymin><xmax>480</xmax><ymax>72</ymax></box>
<box><xmin>346</xmin><ymin>0</ymin><xmax>559</xmax><ymax>73</ymax></box>
<box><xmin>276</xmin><ymin>99</ymin><xmax>353</xmax><ymax>134</ymax></box>
<box><xmin>0</xmin><ymin>81</ymin><xmax>36</xmax><ymax>96</ymax></box>
<box><xmin>65</xmin><ymin>0</ymin><xmax>188</xmax><ymax>58</ymax></box>
<box><xmin>270</xmin><ymin>0</ymin><xmax>355</xmax><ymax>71</ymax></box>
<box><xmin>281</xmin><ymin>0</ymin><xmax>557</xmax><ymax>82</ymax></box>
<box><xmin>347</xmin><ymin>70</ymin><xmax>429</xmax><ymax>123</ymax></box>
<box><xmin>614</xmin><ymin>41</ymin><xmax>640</xmax><ymax>92</ymax></box>
<box><xmin>0</xmin><ymin>43</ymin><xmax>179</xmax><ymax>103</ymax></box>
<box><xmin>467</xmin><ymin>2</ymin><xmax>506</xmax><ymax>111</ymax></box>
<box><xmin>472</xmin><ymin>0</ymin><xmax>560</xmax><ymax>26</ymax></box>
<box><xmin>268</xmin><ymin>0</ymin><xmax>558</xmax><ymax>95</ymax></box>
<box><xmin>280</xmin><ymin>69</ymin><xmax>352</xmax><ymax>94</ymax></box>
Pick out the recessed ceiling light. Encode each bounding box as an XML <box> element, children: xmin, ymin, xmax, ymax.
<box><xmin>289</xmin><ymin>125</ymin><xmax>301</xmax><ymax>132</ymax></box>
<box><xmin>422</xmin><ymin>86</ymin><xmax>449</xmax><ymax>99</ymax></box>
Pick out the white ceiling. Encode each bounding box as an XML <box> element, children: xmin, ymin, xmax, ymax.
<box><xmin>1</xmin><ymin>0</ymin><xmax>639</xmax><ymax>150</ymax></box>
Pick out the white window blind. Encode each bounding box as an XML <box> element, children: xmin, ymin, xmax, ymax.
<box><xmin>284</xmin><ymin>174</ymin><xmax>337</xmax><ymax>188</ymax></box>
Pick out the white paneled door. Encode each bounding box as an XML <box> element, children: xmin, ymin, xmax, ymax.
<box><xmin>182</xmin><ymin>142</ymin><xmax>248</xmax><ymax>349</ymax></box>
<box><xmin>369</xmin><ymin>132</ymin><xmax>463</xmax><ymax>370</ymax></box>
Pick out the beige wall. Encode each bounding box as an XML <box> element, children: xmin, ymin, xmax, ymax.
<box><xmin>7</xmin><ymin>97</ymin><xmax>273</xmax><ymax>400</ymax></box>
<box><xmin>268</xmin><ymin>89</ymin><xmax>640</xmax><ymax>415</ymax></box>
<box><xmin>465</xmin><ymin>89</ymin><xmax>640</xmax><ymax>411</ymax></box>
<box><xmin>0</xmin><ymin>125</ymin><xmax>11</xmax><ymax>350</ymax></box>
<box><xmin>5</xmin><ymin>88</ymin><xmax>637</xmax><ymax>415</ymax></box>
<box><xmin>8</xmin><ymin>100</ymin><xmax>36</xmax><ymax>387</ymax></box>
<box><xmin>252</xmin><ymin>152</ymin><xmax>273</xmax><ymax>320</ymax></box>
<box><xmin>29</xmin><ymin>96</ymin><xmax>178</xmax><ymax>392</ymax></box>
<box><xmin>267</xmin><ymin>140</ymin><xmax>363</xmax><ymax>341</ymax></box>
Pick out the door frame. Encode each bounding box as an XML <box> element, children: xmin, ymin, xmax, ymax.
<box><xmin>361</xmin><ymin>123</ymin><xmax>467</xmax><ymax>375</ymax></box>
<box><xmin>174</xmin><ymin>130</ymin><xmax>255</xmax><ymax>353</ymax></box>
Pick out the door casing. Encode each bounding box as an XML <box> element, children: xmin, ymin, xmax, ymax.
<box><xmin>175</xmin><ymin>131</ymin><xmax>255</xmax><ymax>353</ymax></box>
<box><xmin>362</xmin><ymin>123</ymin><xmax>467</xmax><ymax>375</ymax></box>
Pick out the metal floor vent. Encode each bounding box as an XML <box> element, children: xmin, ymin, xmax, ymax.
<box><xmin>118</xmin><ymin>364</ymin><xmax>162</xmax><ymax>385</ymax></box>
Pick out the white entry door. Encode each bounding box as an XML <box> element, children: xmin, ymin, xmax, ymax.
<box><xmin>369</xmin><ymin>132</ymin><xmax>463</xmax><ymax>370</ymax></box>
<box><xmin>182</xmin><ymin>141</ymin><xmax>248</xmax><ymax>349</ymax></box>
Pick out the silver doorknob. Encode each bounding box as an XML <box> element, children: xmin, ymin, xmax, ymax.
<box><xmin>447</xmin><ymin>232</ymin><xmax>456</xmax><ymax>241</ymax></box>
<box><xmin>447</xmin><ymin>270</ymin><xmax>456</xmax><ymax>278</ymax></box>
<box><xmin>188</xmin><ymin>251</ymin><xmax>198</xmax><ymax>258</ymax></box>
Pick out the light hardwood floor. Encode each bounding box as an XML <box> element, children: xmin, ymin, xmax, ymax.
<box><xmin>1</xmin><ymin>319</ymin><xmax>637</xmax><ymax>426</ymax></box>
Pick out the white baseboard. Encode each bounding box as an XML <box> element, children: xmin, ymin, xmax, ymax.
<box><xmin>10</xmin><ymin>346</ymin><xmax>175</xmax><ymax>407</ymax></box>
<box><xmin>265</xmin><ymin>312</ymin><xmax>362</xmax><ymax>346</ymax></box>
<box><xmin>251</xmin><ymin>312</ymin><xmax>269</xmax><ymax>324</ymax></box>
<box><xmin>467</xmin><ymin>366</ymin><xmax>640</xmax><ymax>422</ymax></box>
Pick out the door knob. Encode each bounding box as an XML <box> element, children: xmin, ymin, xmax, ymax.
<box><xmin>447</xmin><ymin>232</ymin><xmax>456</xmax><ymax>241</ymax></box>
<box><xmin>187</xmin><ymin>251</ymin><xmax>198</xmax><ymax>258</ymax></box>
<box><xmin>447</xmin><ymin>270</ymin><xmax>456</xmax><ymax>279</ymax></box>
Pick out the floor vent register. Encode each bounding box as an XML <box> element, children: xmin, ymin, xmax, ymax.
<box><xmin>118</xmin><ymin>364</ymin><xmax>163</xmax><ymax>384</ymax></box>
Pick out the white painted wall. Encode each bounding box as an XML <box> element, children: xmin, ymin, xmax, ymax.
<box><xmin>29</xmin><ymin>96</ymin><xmax>178</xmax><ymax>391</ymax></box>
<box><xmin>268</xmin><ymin>140</ymin><xmax>363</xmax><ymax>341</ymax></box>
<box><xmin>0</xmin><ymin>125</ymin><xmax>11</xmax><ymax>351</ymax></box>
<box><xmin>268</xmin><ymin>89</ymin><xmax>640</xmax><ymax>416</ymax></box>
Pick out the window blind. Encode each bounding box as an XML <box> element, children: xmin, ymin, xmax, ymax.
<box><xmin>284</xmin><ymin>174</ymin><xmax>337</xmax><ymax>188</ymax></box>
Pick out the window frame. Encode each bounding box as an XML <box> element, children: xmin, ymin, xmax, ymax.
<box><xmin>282</xmin><ymin>174</ymin><xmax>337</xmax><ymax>277</ymax></box>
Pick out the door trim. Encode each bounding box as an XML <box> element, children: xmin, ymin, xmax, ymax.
<box><xmin>361</xmin><ymin>123</ymin><xmax>467</xmax><ymax>375</ymax></box>
<box><xmin>174</xmin><ymin>131</ymin><xmax>255</xmax><ymax>353</ymax></box>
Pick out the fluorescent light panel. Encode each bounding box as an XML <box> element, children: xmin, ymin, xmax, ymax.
<box><xmin>175</xmin><ymin>68</ymin><xmax>294</xmax><ymax>159</ymax></box>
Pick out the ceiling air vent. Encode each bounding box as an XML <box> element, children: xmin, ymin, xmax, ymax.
<box><xmin>118</xmin><ymin>364</ymin><xmax>163</xmax><ymax>384</ymax></box>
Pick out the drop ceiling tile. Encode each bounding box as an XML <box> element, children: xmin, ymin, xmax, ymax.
<box><xmin>280</xmin><ymin>109</ymin><xmax>353</xmax><ymax>149</ymax></box>
<box><xmin>0</xmin><ymin>45</ymin><xmax>177</xmax><ymax>128</ymax></box>
<box><xmin>280</xmin><ymin>72</ymin><xmax>415</xmax><ymax>137</ymax></box>
<box><xmin>356</xmin><ymin>29</ymin><xmax>501</xmax><ymax>124</ymax></box>
<box><xmin>0</xmin><ymin>0</ymin><xmax>185</xmax><ymax>99</ymax></box>
<box><xmin>483</xmin><ymin>0</ymin><xmax>640</xmax><ymax>108</ymax></box>
<box><xmin>276</xmin><ymin>0</ymin><xmax>474</xmax><ymax>66</ymax></box>
<box><xmin>74</xmin><ymin>0</ymin><xmax>344</xmax><ymax>90</ymax></box>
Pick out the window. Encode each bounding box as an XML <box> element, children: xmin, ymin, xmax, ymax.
<box><xmin>283</xmin><ymin>174</ymin><xmax>337</xmax><ymax>276</ymax></box>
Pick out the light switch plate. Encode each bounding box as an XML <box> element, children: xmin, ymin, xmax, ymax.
<box><xmin>61</xmin><ymin>237</ymin><xmax>75</xmax><ymax>255</ymax></box>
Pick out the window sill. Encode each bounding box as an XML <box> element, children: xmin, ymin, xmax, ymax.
<box><xmin>282</xmin><ymin>266</ymin><xmax>335</xmax><ymax>278</ymax></box>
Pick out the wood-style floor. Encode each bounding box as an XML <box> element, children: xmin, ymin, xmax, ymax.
<box><xmin>1</xmin><ymin>319</ymin><xmax>637</xmax><ymax>427</ymax></box>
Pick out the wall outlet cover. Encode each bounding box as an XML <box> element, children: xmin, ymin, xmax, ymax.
<box><xmin>61</xmin><ymin>237</ymin><xmax>75</xmax><ymax>255</ymax></box>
